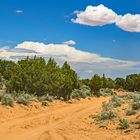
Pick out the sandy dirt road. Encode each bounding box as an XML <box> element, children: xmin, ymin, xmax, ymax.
<box><xmin>0</xmin><ymin>97</ymin><xmax>139</xmax><ymax>140</ymax></box>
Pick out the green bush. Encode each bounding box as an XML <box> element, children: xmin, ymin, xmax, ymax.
<box><xmin>41</xmin><ymin>101</ymin><xmax>49</xmax><ymax>106</ymax></box>
<box><xmin>99</xmin><ymin>88</ymin><xmax>113</xmax><ymax>96</ymax></box>
<box><xmin>38</xmin><ymin>94</ymin><xmax>54</xmax><ymax>102</ymax></box>
<box><xmin>59</xmin><ymin>97</ymin><xmax>64</xmax><ymax>101</ymax></box>
<box><xmin>126</xmin><ymin>108</ymin><xmax>136</xmax><ymax>116</ymax></box>
<box><xmin>0</xmin><ymin>91</ymin><xmax>4</xmax><ymax>100</ymax></box>
<box><xmin>110</xmin><ymin>95</ymin><xmax>123</xmax><ymax>107</ymax></box>
<box><xmin>119</xmin><ymin>118</ymin><xmax>129</xmax><ymax>129</ymax></box>
<box><xmin>1</xmin><ymin>94</ymin><xmax>14</xmax><ymax>107</ymax></box>
<box><xmin>71</xmin><ymin>85</ymin><xmax>91</xmax><ymax>99</ymax></box>
<box><xmin>95</xmin><ymin>102</ymin><xmax>117</xmax><ymax>121</ymax></box>
<box><xmin>131</xmin><ymin>93</ymin><xmax>140</xmax><ymax>110</ymax></box>
<box><xmin>16</xmin><ymin>94</ymin><xmax>32</xmax><ymax>105</ymax></box>
<box><xmin>132</xmin><ymin>101</ymin><xmax>140</xmax><ymax>110</ymax></box>
<box><xmin>118</xmin><ymin>92</ymin><xmax>134</xmax><ymax>100</ymax></box>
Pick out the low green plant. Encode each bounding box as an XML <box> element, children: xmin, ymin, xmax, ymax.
<box><xmin>119</xmin><ymin>92</ymin><xmax>134</xmax><ymax>100</ymax></box>
<box><xmin>131</xmin><ymin>93</ymin><xmax>140</xmax><ymax>110</ymax></box>
<box><xmin>132</xmin><ymin>101</ymin><xmax>140</xmax><ymax>110</ymax></box>
<box><xmin>126</xmin><ymin>108</ymin><xmax>136</xmax><ymax>116</ymax></box>
<box><xmin>41</xmin><ymin>101</ymin><xmax>49</xmax><ymax>106</ymax></box>
<box><xmin>60</xmin><ymin>97</ymin><xmax>64</xmax><ymax>101</ymax></box>
<box><xmin>1</xmin><ymin>94</ymin><xmax>14</xmax><ymax>107</ymax></box>
<box><xmin>0</xmin><ymin>92</ymin><xmax>4</xmax><ymax>100</ymax></box>
<box><xmin>16</xmin><ymin>94</ymin><xmax>32</xmax><ymax>105</ymax></box>
<box><xmin>95</xmin><ymin>102</ymin><xmax>118</xmax><ymax>121</ymax></box>
<box><xmin>99</xmin><ymin>88</ymin><xmax>113</xmax><ymax>97</ymax></box>
<box><xmin>110</xmin><ymin>95</ymin><xmax>123</xmax><ymax>107</ymax></box>
<box><xmin>71</xmin><ymin>85</ymin><xmax>91</xmax><ymax>99</ymax></box>
<box><xmin>38</xmin><ymin>94</ymin><xmax>54</xmax><ymax>102</ymax></box>
<box><xmin>119</xmin><ymin>118</ymin><xmax>129</xmax><ymax>129</ymax></box>
<box><xmin>133</xmin><ymin>94</ymin><xmax>140</xmax><ymax>102</ymax></box>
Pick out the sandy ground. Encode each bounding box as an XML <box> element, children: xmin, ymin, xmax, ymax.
<box><xmin>0</xmin><ymin>96</ymin><xmax>139</xmax><ymax>140</ymax></box>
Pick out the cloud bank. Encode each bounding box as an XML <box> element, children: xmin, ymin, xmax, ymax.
<box><xmin>72</xmin><ymin>4</ymin><xmax>140</xmax><ymax>32</ymax></box>
<box><xmin>0</xmin><ymin>41</ymin><xmax>140</xmax><ymax>78</ymax></box>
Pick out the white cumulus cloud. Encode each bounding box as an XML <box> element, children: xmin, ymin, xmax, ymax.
<box><xmin>72</xmin><ymin>4</ymin><xmax>117</xmax><ymax>26</ymax></box>
<box><xmin>116</xmin><ymin>14</ymin><xmax>140</xmax><ymax>32</ymax></box>
<box><xmin>72</xmin><ymin>4</ymin><xmax>140</xmax><ymax>32</ymax></box>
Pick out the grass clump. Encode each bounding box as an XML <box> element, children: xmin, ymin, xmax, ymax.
<box><xmin>119</xmin><ymin>118</ymin><xmax>130</xmax><ymax>129</ymax></box>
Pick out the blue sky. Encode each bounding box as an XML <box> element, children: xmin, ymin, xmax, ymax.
<box><xmin>0</xmin><ymin>0</ymin><xmax>140</xmax><ymax>78</ymax></box>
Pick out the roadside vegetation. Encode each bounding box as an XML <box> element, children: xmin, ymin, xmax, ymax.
<box><xmin>0</xmin><ymin>56</ymin><xmax>140</xmax><ymax>107</ymax></box>
<box><xmin>91</xmin><ymin>92</ymin><xmax>140</xmax><ymax>133</ymax></box>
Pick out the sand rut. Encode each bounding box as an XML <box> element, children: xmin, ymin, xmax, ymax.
<box><xmin>0</xmin><ymin>97</ymin><xmax>109</xmax><ymax>140</ymax></box>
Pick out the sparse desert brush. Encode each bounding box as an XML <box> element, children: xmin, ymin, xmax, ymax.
<box><xmin>118</xmin><ymin>92</ymin><xmax>134</xmax><ymax>100</ymax></box>
<box><xmin>131</xmin><ymin>94</ymin><xmax>140</xmax><ymax>110</ymax></box>
<box><xmin>125</xmin><ymin>108</ymin><xmax>137</xmax><ymax>116</ymax></box>
<box><xmin>71</xmin><ymin>85</ymin><xmax>91</xmax><ymax>99</ymax></box>
<box><xmin>110</xmin><ymin>95</ymin><xmax>123</xmax><ymax>107</ymax></box>
<box><xmin>41</xmin><ymin>101</ymin><xmax>49</xmax><ymax>106</ymax></box>
<box><xmin>0</xmin><ymin>91</ymin><xmax>4</xmax><ymax>100</ymax></box>
<box><xmin>99</xmin><ymin>88</ymin><xmax>114</xmax><ymax>97</ymax></box>
<box><xmin>134</xmin><ymin>91</ymin><xmax>140</xmax><ymax>95</ymax></box>
<box><xmin>119</xmin><ymin>118</ymin><xmax>130</xmax><ymax>129</ymax></box>
<box><xmin>1</xmin><ymin>94</ymin><xmax>14</xmax><ymax>107</ymax></box>
<box><xmin>133</xmin><ymin>94</ymin><xmax>140</xmax><ymax>102</ymax></box>
<box><xmin>59</xmin><ymin>97</ymin><xmax>65</xmax><ymax>101</ymax></box>
<box><xmin>132</xmin><ymin>101</ymin><xmax>140</xmax><ymax>110</ymax></box>
<box><xmin>94</xmin><ymin>101</ymin><xmax>118</xmax><ymax>121</ymax></box>
<box><xmin>38</xmin><ymin>94</ymin><xmax>54</xmax><ymax>102</ymax></box>
<box><xmin>16</xmin><ymin>93</ymin><xmax>32</xmax><ymax>105</ymax></box>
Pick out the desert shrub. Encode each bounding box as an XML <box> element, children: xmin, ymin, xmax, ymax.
<box><xmin>0</xmin><ymin>91</ymin><xmax>5</xmax><ymax>100</ymax></box>
<box><xmin>119</xmin><ymin>118</ymin><xmax>129</xmax><ymax>129</ymax></box>
<box><xmin>95</xmin><ymin>102</ymin><xmax>117</xmax><ymax>121</ymax></box>
<box><xmin>16</xmin><ymin>94</ymin><xmax>32</xmax><ymax>105</ymax></box>
<box><xmin>41</xmin><ymin>101</ymin><xmax>49</xmax><ymax>106</ymax></box>
<box><xmin>38</xmin><ymin>94</ymin><xmax>54</xmax><ymax>102</ymax></box>
<box><xmin>118</xmin><ymin>92</ymin><xmax>134</xmax><ymax>100</ymax></box>
<box><xmin>60</xmin><ymin>97</ymin><xmax>64</xmax><ymax>101</ymax></box>
<box><xmin>133</xmin><ymin>94</ymin><xmax>140</xmax><ymax>102</ymax></box>
<box><xmin>126</xmin><ymin>108</ymin><xmax>136</xmax><ymax>116</ymax></box>
<box><xmin>110</xmin><ymin>95</ymin><xmax>123</xmax><ymax>107</ymax></box>
<box><xmin>91</xmin><ymin>91</ymin><xmax>101</xmax><ymax>97</ymax></box>
<box><xmin>132</xmin><ymin>101</ymin><xmax>140</xmax><ymax>110</ymax></box>
<box><xmin>131</xmin><ymin>93</ymin><xmax>140</xmax><ymax>110</ymax></box>
<box><xmin>1</xmin><ymin>94</ymin><xmax>14</xmax><ymax>107</ymax></box>
<box><xmin>134</xmin><ymin>91</ymin><xmax>140</xmax><ymax>95</ymax></box>
<box><xmin>71</xmin><ymin>85</ymin><xmax>91</xmax><ymax>99</ymax></box>
<box><xmin>99</xmin><ymin>88</ymin><xmax>114</xmax><ymax>97</ymax></box>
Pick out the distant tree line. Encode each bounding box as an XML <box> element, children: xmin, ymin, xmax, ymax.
<box><xmin>0</xmin><ymin>57</ymin><xmax>140</xmax><ymax>101</ymax></box>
